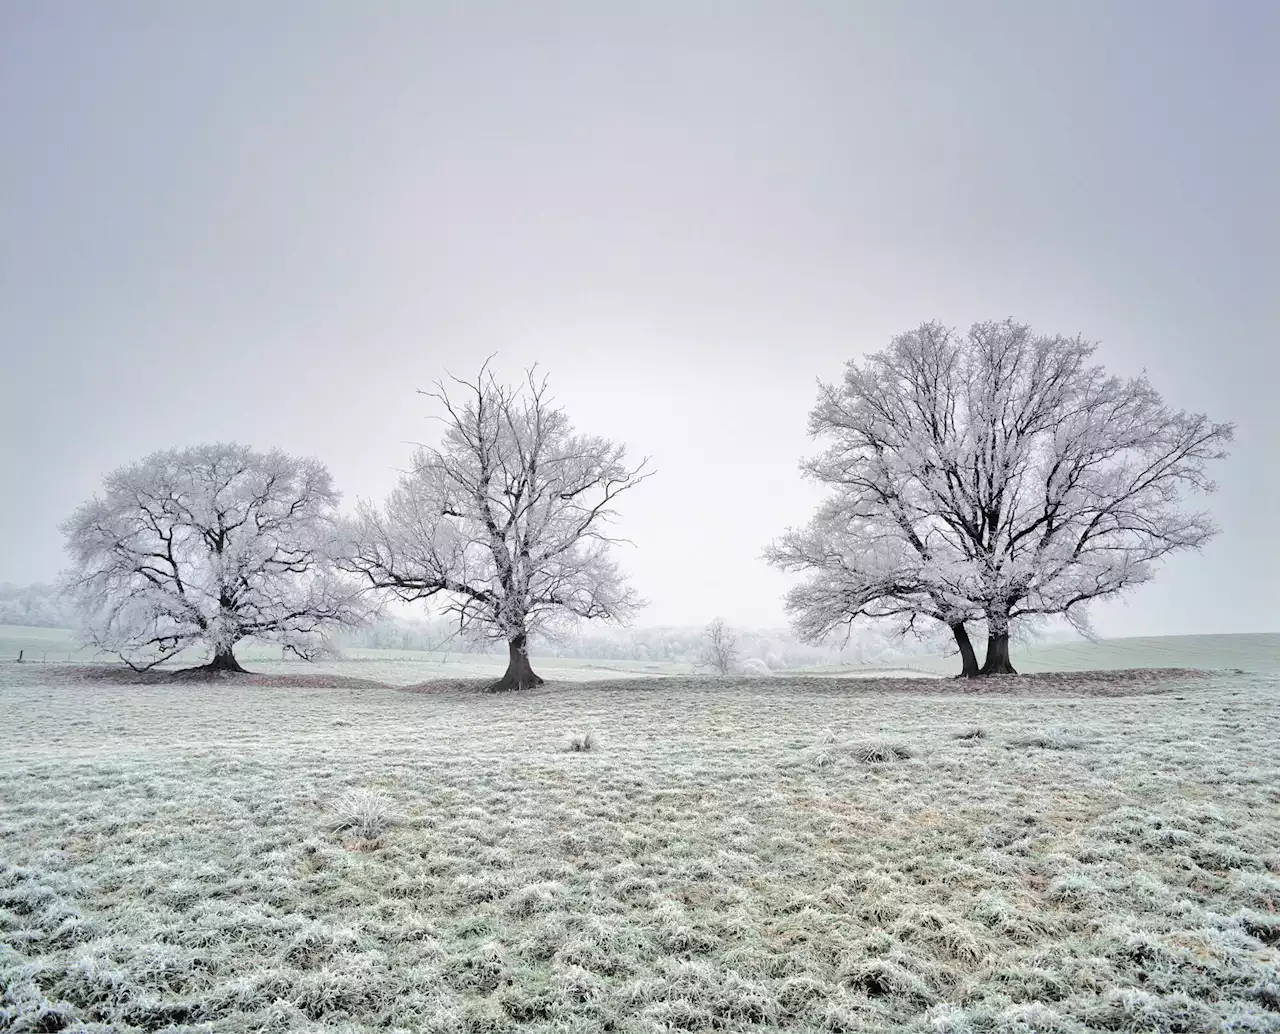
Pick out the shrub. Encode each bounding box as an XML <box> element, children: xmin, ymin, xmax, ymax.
<box><xmin>567</xmin><ymin>732</ymin><xmax>594</xmax><ymax>753</ymax></box>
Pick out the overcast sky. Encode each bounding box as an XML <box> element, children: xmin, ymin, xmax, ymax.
<box><xmin>2</xmin><ymin>1</ymin><xmax>1276</xmax><ymax>636</ymax></box>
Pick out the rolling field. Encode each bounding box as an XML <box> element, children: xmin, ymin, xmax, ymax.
<box><xmin>1</xmin><ymin>662</ymin><xmax>1278</xmax><ymax>1033</ymax></box>
<box><xmin>0</xmin><ymin>625</ymin><xmax>100</xmax><ymax>665</ymax></box>
<box><xmin>905</xmin><ymin>635</ymin><xmax>1280</xmax><ymax>677</ymax></box>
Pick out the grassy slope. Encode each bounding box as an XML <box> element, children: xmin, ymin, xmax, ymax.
<box><xmin>0</xmin><ymin>624</ymin><xmax>99</xmax><ymax>663</ymax></box>
<box><xmin>908</xmin><ymin>633</ymin><xmax>1280</xmax><ymax>676</ymax></box>
<box><xmin>1</xmin><ymin>665</ymin><xmax>1277</xmax><ymax>1033</ymax></box>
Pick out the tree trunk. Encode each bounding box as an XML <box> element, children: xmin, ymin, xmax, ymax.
<box><xmin>487</xmin><ymin>634</ymin><xmax>545</xmax><ymax>692</ymax></box>
<box><xmin>980</xmin><ymin>632</ymin><xmax>1018</xmax><ymax>675</ymax></box>
<box><xmin>950</xmin><ymin>623</ymin><xmax>980</xmax><ymax>678</ymax></box>
<box><xmin>208</xmin><ymin>645</ymin><xmax>248</xmax><ymax>673</ymax></box>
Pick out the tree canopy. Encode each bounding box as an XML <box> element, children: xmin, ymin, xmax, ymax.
<box><xmin>62</xmin><ymin>443</ymin><xmax>364</xmax><ymax>671</ymax></box>
<box><xmin>771</xmin><ymin>321</ymin><xmax>1233</xmax><ymax>674</ymax></box>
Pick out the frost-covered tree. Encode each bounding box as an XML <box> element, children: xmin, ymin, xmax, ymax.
<box><xmin>775</xmin><ymin>320</ymin><xmax>1232</xmax><ymax>675</ymax></box>
<box><xmin>698</xmin><ymin>617</ymin><xmax>739</xmax><ymax>676</ymax></box>
<box><xmin>342</xmin><ymin>363</ymin><xmax>650</xmax><ymax>691</ymax></box>
<box><xmin>61</xmin><ymin>444</ymin><xmax>365</xmax><ymax>672</ymax></box>
<box><xmin>766</xmin><ymin>505</ymin><xmax>985</xmax><ymax>676</ymax></box>
<box><xmin>769</xmin><ymin>391</ymin><xmax>997</xmax><ymax>678</ymax></box>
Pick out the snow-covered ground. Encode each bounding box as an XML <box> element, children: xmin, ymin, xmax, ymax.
<box><xmin>2</xmin><ymin>663</ymin><xmax>1277</xmax><ymax>1032</ymax></box>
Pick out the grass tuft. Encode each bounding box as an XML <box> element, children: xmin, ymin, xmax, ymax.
<box><xmin>1006</xmin><ymin>729</ymin><xmax>1084</xmax><ymax>751</ymax></box>
<box><xmin>850</xmin><ymin>737</ymin><xmax>915</xmax><ymax>763</ymax></box>
<box><xmin>1239</xmin><ymin>910</ymin><xmax>1280</xmax><ymax>947</ymax></box>
<box><xmin>566</xmin><ymin>732</ymin><xmax>595</xmax><ymax>752</ymax></box>
<box><xmin>327</xmin><ymin>788</ymin><xmax>394</xmax><ymax>839</ymax></box>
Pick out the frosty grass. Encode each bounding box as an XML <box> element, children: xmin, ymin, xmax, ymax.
<box><xmin>2</xmin><ymin>664</ymin><xmax>1277</xmax><ymax>1033</ymax></box>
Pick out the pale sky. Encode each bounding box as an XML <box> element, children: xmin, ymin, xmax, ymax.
<box><xmin>2</xmin><ymin>1</ymin><xmax>1276</xmax><ymax>636</ymax></box>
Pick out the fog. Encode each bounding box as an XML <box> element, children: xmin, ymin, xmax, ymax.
<box><xmin>2</xmin><ymin>1</ymin><xmax>1276</xmax><ymax>635</ymax></box>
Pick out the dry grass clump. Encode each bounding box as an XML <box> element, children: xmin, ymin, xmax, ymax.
<box><xmin>566</xmin><ymin>732</ymin><xmax>595</xmax><ymax>753</ymax></box>
<box><xmin>850</xmin><ymin>737</ymin><xmax>916</xmax><ymax>763</ymax></box>
<box><xmin>1</xmin><ymin>662</ymin><xmax>1277</xmax><ymax>1033</ymax></box>
<box><xmin>952</xmin><ymin>726</ymin><xmax>987</xmax><ymax>741</ymax></box>
<box><xmin>1006</xmin><ymin>728</ymin><xmax>1085</xmax><ymax>750</ymax></box>
<box><xmin>801</xmin><ymin>729</ymin><xmax>916</xmax><ymax>768</ymax></box>
<box><xmin>327</xmin><ymin>788</ymin><xmax>394</xmax><ymax>839</ymax></box>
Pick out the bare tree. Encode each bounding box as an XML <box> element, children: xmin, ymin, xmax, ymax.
<box><xmin>343</xmin><ymin>362</ymin><xmax>651</xmax><ymax>691</ymax></box>
<box><xmin>699</xmin><ymin>617</ymin><xmax>739</xmax><ymax>676</ymax></box>
<box><xmin>776</xmin><ymin>321</ymin><xmax>1232</xmax><ymax>675</ymax></box>
<box><xmin>61</xmin><ymin>444</ymin><xmax>366</xmax><ymax>672</ymax></box>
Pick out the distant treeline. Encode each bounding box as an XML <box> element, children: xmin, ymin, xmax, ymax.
<box><xmin>335</xmin><ymin>615</ymin><xmax>939</xmax><ymax>669</ymax></box>
<box><xmin>0</xmin><ymin>582</ymin><xmax>76</xmax><ymax>629</ymax></box>
<box><xmin>0</xmin><ymin>580</ymin><xmax>943</xmax><ymax>670</ymax></box>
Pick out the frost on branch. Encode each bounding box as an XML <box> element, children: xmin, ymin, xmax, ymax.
<box><xmin>772</xmin><ymin>320</ymin><xmax>1232</xmax><ymax>675</ymax></box>
<box><xmin>341</xmin><ymin>362</ymin><xmax>650</xmax><ymax>691</ymax></box>
<box><xmin>766</xmin><ymin>501</ymin><xmax>985</xmax><ymax>676</ymax></box>
<box><xmin>60</xmin><ymin>443</ymin><xmax>367</xmax><ymax>672</ymax></box>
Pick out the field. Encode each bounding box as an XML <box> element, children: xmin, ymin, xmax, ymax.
<box><xmin>900</xmin><ymin>635</ymin><xmax>1280</xmax><ymax>678</ymax></box>
<box><xmin>2</xmin><ymin>659</ymin><xmax>1278</xmax><ymax>1034</ymax></box>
